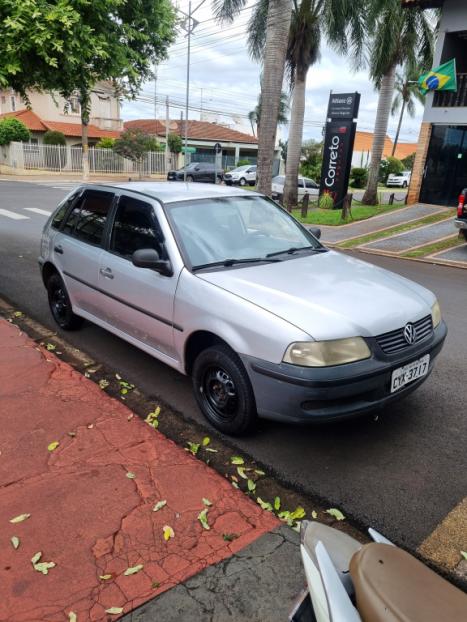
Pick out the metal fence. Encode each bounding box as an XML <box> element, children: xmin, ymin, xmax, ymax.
<box><xmin>8</xmin><ymin>142</ymin><xmax>166</xmax><ymax>175</ymax></box>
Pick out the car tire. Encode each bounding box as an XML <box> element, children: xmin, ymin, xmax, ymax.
<box><xmin>403</xmin><ymin>182</ymin><xmax>408</xmax><ymax>188</ymax></box>
<box><xmin>192</xmin><ymin>344</ymin><xmax>257</xmax><ymax>435</ymax></box>
<box><xmin>47</xmin><ymin>273</ymin><xmax>83</xmax><ymax>331</ymax></box>
<box><xmin>239</xmin><ymin>177</ymin><xmax>247</xmax><ymax>186</ymax></box>
<box><xmin>186</xmin><ymin>175</ymin><xmax>194</xmax><ymax>183</ymax></box>
<box><xmin>216</xmin><ymin>174</ymin><xmax>223</xmax><ymax>184</ymax></box>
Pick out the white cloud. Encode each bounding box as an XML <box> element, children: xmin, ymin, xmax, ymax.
<box><xmin>122</xmin><ymin>0</ymin><xmax>423</xmax><ymax>145</ymax></box>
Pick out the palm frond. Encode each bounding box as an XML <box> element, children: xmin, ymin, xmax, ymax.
<box><xmin>247</xmin><ymin>0</ymin><xmax>269</xmax><ymax>60</ymax></box>
<box><xmin>212</xmin><ymin>0</ymin><xmax>248</xmax><ymax>24</ymax></box>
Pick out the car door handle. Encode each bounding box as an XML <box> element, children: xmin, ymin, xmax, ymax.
<box><xmin>54</xmin><ymin>245</ymin><xmax>64</xmax><ymax>255</ymax></box>
<box><xmin>99</xmin><ymin>267</ymin><xmax>114</xmax><ymax>279</ymax></box>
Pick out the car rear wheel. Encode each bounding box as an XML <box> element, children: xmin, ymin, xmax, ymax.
<box><xmin>47</xmin><ymin>273</ymin><xmax>83</xmax><ymax>331</ymax></box>
<box><xmin>192</xmin><ymin>344</ymin><xmax>257</xmax><ymax>435</ymax></box>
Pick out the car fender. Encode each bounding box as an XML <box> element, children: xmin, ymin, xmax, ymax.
<box><xmin>173</xmin><ymin>268</ymin><xmax>310</xmax><ymax>371</ymax></box>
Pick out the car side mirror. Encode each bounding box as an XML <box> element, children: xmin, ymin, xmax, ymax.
<box><xmin>309</xmin><ymin>227</ymin><xmax>321</xmax><ymax>239</ymax></box>
<box><xmin>132</xmin><ymin>249</ymin><xmax>173</xmax><ymax>276</ymax></box>
<box><xmin>194</xmin><ymin>166</ymin><xmax>200</xmax><ymax>171</ymax></box>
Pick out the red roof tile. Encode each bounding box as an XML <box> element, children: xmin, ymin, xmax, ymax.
<box><xmin>354</xmin><ymin>131</ymin><xmax>417</xmax><ymax>160</ymax></box>
<box><xmin>42</xmin><ymin>120</ymin><xmax>120</xmax><ymax>139</ymax></box>
<box><xmin>124</xmin><ymin>119</ymin><xmax>257</xmax><ymax>144</ymax></box>
<box><xmin>0</xmin><ymin>109</ymin><xmax>47</xmax><ymax>132</ymax></box>
<box><xmin>0</xmin><ymin>109</ymin><xmax>120</xmax><ymax>139</ymax></box>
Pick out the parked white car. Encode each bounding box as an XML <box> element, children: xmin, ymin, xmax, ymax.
<box><xmin>387</xmin><ymin>171</ymin><xmax>411</xmax><ymax>188</ymax></box>
<box><xmin>272</xmin><ymin>175</ymin><xmax>319</xmax><ymax>201</ymax></box>
<box><xmin>223</xmin><ymin>165</ymin><xmax>256</xmax><ymax>187</ymax></box>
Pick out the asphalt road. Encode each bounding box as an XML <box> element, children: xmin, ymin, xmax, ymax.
<box><xmin>0</xmin><ymin>179</ymin><xmax>465</xmax><ymax>551</ymax></box>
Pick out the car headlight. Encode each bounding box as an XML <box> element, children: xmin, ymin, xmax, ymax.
<box><xmin>431</xmin><ymin>300</ymin><xmax>441</xmax><ymax>328</ymax></box>
<box><xmin>283</xmin><ymin>337</ymin><xmax>371</xmax><ymax>367</ymax></box>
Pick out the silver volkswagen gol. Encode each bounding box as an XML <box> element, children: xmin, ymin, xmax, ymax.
<box><xmin>39</xmin><ymin>183</ymin><xmax>447</xmax><ymax>435</ymax></box>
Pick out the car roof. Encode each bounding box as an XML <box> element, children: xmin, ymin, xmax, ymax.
<box><xmin>82</xmin><ymin>181</ymin><xmax>261</xmax><ymax>204</ymax></box>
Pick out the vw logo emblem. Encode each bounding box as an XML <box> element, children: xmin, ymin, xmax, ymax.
<box><xmin>404</xmin><ymin>323</ymin><xmax>417</xmax><ymax>345</ymax></box>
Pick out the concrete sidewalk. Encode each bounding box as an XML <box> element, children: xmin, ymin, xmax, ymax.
<box><xmin>319</xmin><ymin>203</ymin><xmax>447</xmax><ymax>245</ymax></box>
<box><xmin>0</xmin><ymin>320</ymin><xmax>300</xmax><ymax>622</ymax></box>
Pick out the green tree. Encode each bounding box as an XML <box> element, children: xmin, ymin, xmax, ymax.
<box><xmin>43</xmin><ymin>130</ymin><xmax>66</xmax><ymax>146</ymax></box>
<box><xmin>361</xmin><ymin>0</ymin><xmax>434</xmax><ymax>204</ymax></box>
<box><xmin>0</xmin><ymin>1</ymin><xmax>176</xmax><ymax>179</ymax></box>
<box><xmin>248</xmin><ymin>91</ymin><xmax>289</xmax><ymax>137</ymax></box>
<box><xmin>215</xmin><ymin>0</ymin><xmax>293</xmax><ymax>195</ymax></box>
<box><xmin>350</xmin><ymin>167</ymin><xmax>368</xmax><ymax>189</ymax></box>
<box><xmin>167</xmin><ymin>133</ymin><xmax>182</xmax><ymax>156</ymax></box>
<box><xmin>279</xmin><ymin>139</ymin><xmax>288</xmax><ymax>162</ymax></box>
<box><xmin>401</xmin><ymin>152</ymin><xmax>416</xmax><ymax>171</ymax></box>
<box><xmin>391</xmin><ymin>62</ymin><xmax>425</xmax><ymax>156</ymax></box>
<box><xmin>0</xmin><ymin>117</ymin><xmax>30</xmax><ymax>145</ymax></box>
<box><xmin>95</xmin><ymin>137</ymin><xmax>115</xmax><ymax>149</ymax></box>
<box><xmin>113</xmin><ymin>129</ymin><xmax>157</xmax><ymax>177</ymax></box>
<box><xmin>300</xmin><ymin>138</ymin><xmax>322</xmax><ymax>181</ymax></box>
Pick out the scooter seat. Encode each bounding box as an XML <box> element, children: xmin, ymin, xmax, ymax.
<box><xmin>350</xmin><ymin>542</ymin><xmax>467</xmax><ymax>621</ymax></box>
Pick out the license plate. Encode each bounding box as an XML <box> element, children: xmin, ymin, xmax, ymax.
<box><xmin>390</xmin><ymin>354</ymin><xmax>430</xmax><ymax>393</ymax></box>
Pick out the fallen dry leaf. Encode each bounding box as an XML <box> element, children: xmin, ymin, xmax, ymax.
<box><xmin>10</xmin><ymin>513</ymin><xmax>30</xmax><ymax>524</ymax></box>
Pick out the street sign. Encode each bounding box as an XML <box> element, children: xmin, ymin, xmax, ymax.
<box><xmin>327</xmin><ymin>92</ymin><xmax>360</xmax><ymax>120</ymax></box>
<box><xmin>319</xmin><ymin>120</ymin><xmax>357</xmax><ymax>209</ymax></box>
<box><xmin>214</xmin><ymin>142</ymin><xmax>222</xmax><ymax>154</ymax></box>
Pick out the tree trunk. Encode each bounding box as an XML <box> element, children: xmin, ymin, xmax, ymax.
<box><xmin>391</xmin><ymin>99</ymin><xmax>406</xmax><ymax>157</ymax></box>
<box><xmin>80</xmin><ymin>89</ymin><xmax>90</xmax><ymax>182</ymax></box>
<box><xmin>283</xmin><ymin>74</ymin><xmax>307</xmax><ymax>209</ymax></box>
<box><xmin>256</xmin><ymin>0</ymin><xmax>293</xmax><ymax>196</ymax></box>
<box><xmin>361</xmin><ymin>65</ymin><xmax>397</xmax><ymax>205</ymax></box>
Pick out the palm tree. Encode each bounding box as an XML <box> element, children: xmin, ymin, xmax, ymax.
<box><xmin>246</xmin><ymin>0</ymin><xmax>366</xmax><ymax>207</ymax></box>
<box><xmin>214</xmin><ymin>0</ymin><xmax>293</xmax><ymax>195</ymax></box>
<box><xmin>248</xmin><ymin>91</ymin><xmax>289</xmax><ymax>137</ymax></box>
<box><xmin>283</xmin><ymin>0</ymin><xmax>320</xmax><ymax>207</ymax></box>
<box><xmin>361</xmin><ymin>0</ymin><xmax>434</xmax><ymax>204</ymax></box>
<box><xmin>391</xmin><ymin>62</ymin><xmax>425</xmax><ymax>156</ymax></box>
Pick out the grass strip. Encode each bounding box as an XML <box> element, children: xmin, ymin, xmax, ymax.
<box><xmin>337</xmin><ymin>212</ymin><xmax>453</xmax><ymax>249</ymax></box>
<box><xmin>401</xmin><ymin>235</ymin><xmax>463</xmax><ymax>258</ymax></box>
<box><xmin>292</xmin><ymin>202</ymin><xmax>400</xmax><ymax>226</ymax></box>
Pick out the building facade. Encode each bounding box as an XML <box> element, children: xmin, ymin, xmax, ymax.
<box><xmin>351</xmin><ymin>131</ymin><xmax>417</xmax><ymax>168</ymax></box>
<box><xmin>0</xmin><ymin>81</ymin><xmax>123</xmax><ymax>147</ymax></box>
<box><xmin>405</xmin><ymin>0</ymin><xmax>467</xmax><ymax>206</ymax></box>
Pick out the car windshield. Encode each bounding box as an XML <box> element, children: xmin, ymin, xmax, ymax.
<box><xmin>166</xmin><ymin>195</ymin><xmax>323</xmax><ymax>269</ymax></box>
<box><xmin>231</xmin><ymin>165</ymin><xmax>250</xmax><ymax>172</ymax></box>
<box><xmin>178</xmin><ymin>163</ymin><xmax>198</xmax><ymax>171</ymax></box>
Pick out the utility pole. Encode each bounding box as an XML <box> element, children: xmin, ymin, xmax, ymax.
<box><xmin>154</xmin><ymin>64</ymin><xmax>158</xmax><ymax>121</ymax></box>
<box><xmin>165</xmin><ymin>95</ymin><xmax>170</xmax><ymax>172</ymax></box>
<box><xmin>184</xmin><ymin>0</ymin><xmax>192</xmax><ymax>181</ymax></box>
<box><xmin>178</xmin><ymin>0</ymin><xmax>206</xmax><ymax>182</ymax></box>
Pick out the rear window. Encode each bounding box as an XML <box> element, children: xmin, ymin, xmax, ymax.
<box><xmin>62</xmin><ymin>190</ymin><xmax>114</xmax><ymax>246</ymax></box>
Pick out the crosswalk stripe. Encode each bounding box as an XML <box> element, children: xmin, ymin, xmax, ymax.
<box><xmin>25</xmin><ymin>208</ymin><xmax>52</xmax><ymax>216</ymax></box>
<box><xmin>0</xmin><ymin>208</ymin><xmax>29</xmax><ymax>220</ymax></box>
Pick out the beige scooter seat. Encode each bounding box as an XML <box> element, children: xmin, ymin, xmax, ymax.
<box><xmin>350</xmin><ymin>542</ymin><xmax>467</xmax><ymax>621</ymax></box>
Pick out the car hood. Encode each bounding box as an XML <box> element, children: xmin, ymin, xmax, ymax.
<box><xmin>197</xmin><ymin>250</ymin><xmax>435</xmax><ymax>340</ymax></box>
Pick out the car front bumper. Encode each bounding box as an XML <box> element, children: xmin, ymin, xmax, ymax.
<box><xmin>386</xmin><ymin>181</ymin><xmax>406</xmax><ymax>187</ymax></box>
<box><xmin>240</xmin><ymin>321</ymin><xmax>447</xmax><ymax>423</ymax></box>
<box><xmin>455</xmin><ymin>218</ymin><xmax>467</xmax><ymax>230</ymax></box>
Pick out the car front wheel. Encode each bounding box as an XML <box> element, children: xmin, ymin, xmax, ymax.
<box><xmin>192</xmin><ymin>344</ymin><xmax>257</xmax><ymax>435</ymax></box>
<box><xmin>47</xmin><ymin>273</ymin><xmax>83</xmax><ymax>330</ymax></box>
<box><xmin>239</xmin><ymin>177</ymin><xmax>247</xmax><ymax>186</ymax></box>
<box><xmin>186</xmin><ymin>175</ymin><xmax>194</xmax><ymax>183</ymax></box>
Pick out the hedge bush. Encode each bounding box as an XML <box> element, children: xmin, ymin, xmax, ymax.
<box><xmin>0</xmin><ymin>118</ymin><xmax>30</xmax><ymax>145</ymax></box>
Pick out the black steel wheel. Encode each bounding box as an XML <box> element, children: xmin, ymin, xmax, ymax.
<box><xmin>192</xmin><ymin>344</ymin><xmax>257</xmax><ymax>435</ymax></box>
<box><xmin>47</xmin><ymin>273</ymin><xmax>83</xmax><ymax>330</ymax></box>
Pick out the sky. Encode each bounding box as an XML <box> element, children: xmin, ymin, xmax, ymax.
<box><xmin>121</xmin><ymin>0</ymin><xmax>424</xmax><ymax>145</ymax></box>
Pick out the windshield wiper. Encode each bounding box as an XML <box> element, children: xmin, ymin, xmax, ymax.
<box><xmin>266</xmin><ymin>245</ymin><xmax>326</xmax><ymax>258</ymax></box>
<box><xmin>192</xmin><ymin>257</ymin><xmax>282</xmax><ymax>271</ymax></box>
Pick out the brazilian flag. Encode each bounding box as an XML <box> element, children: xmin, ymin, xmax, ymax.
<box><xmin>418</xmin><ymin>59</ymin><xmax>457</xmax><ymax>94</ymax></box>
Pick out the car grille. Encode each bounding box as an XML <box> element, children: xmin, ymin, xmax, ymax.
<box><xmin>376</xmin><ymin>315</ymin><xmax>433</xmax><ymax>354</ymax></box>
<box><xmin>224</xmin><ymin>174</ymin><xmax>232</xmax><ymax>180</ymax></box>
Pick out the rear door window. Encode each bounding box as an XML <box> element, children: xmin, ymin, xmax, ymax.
<box><xmin>110</xmin><ymin>195</ymin><xmax>163</xmax><ymax>259</ymax></box>
<box><xmin>63</xmin><ymin>190</ymin><xmax>114</xmax><ymax>246</ymax></box>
